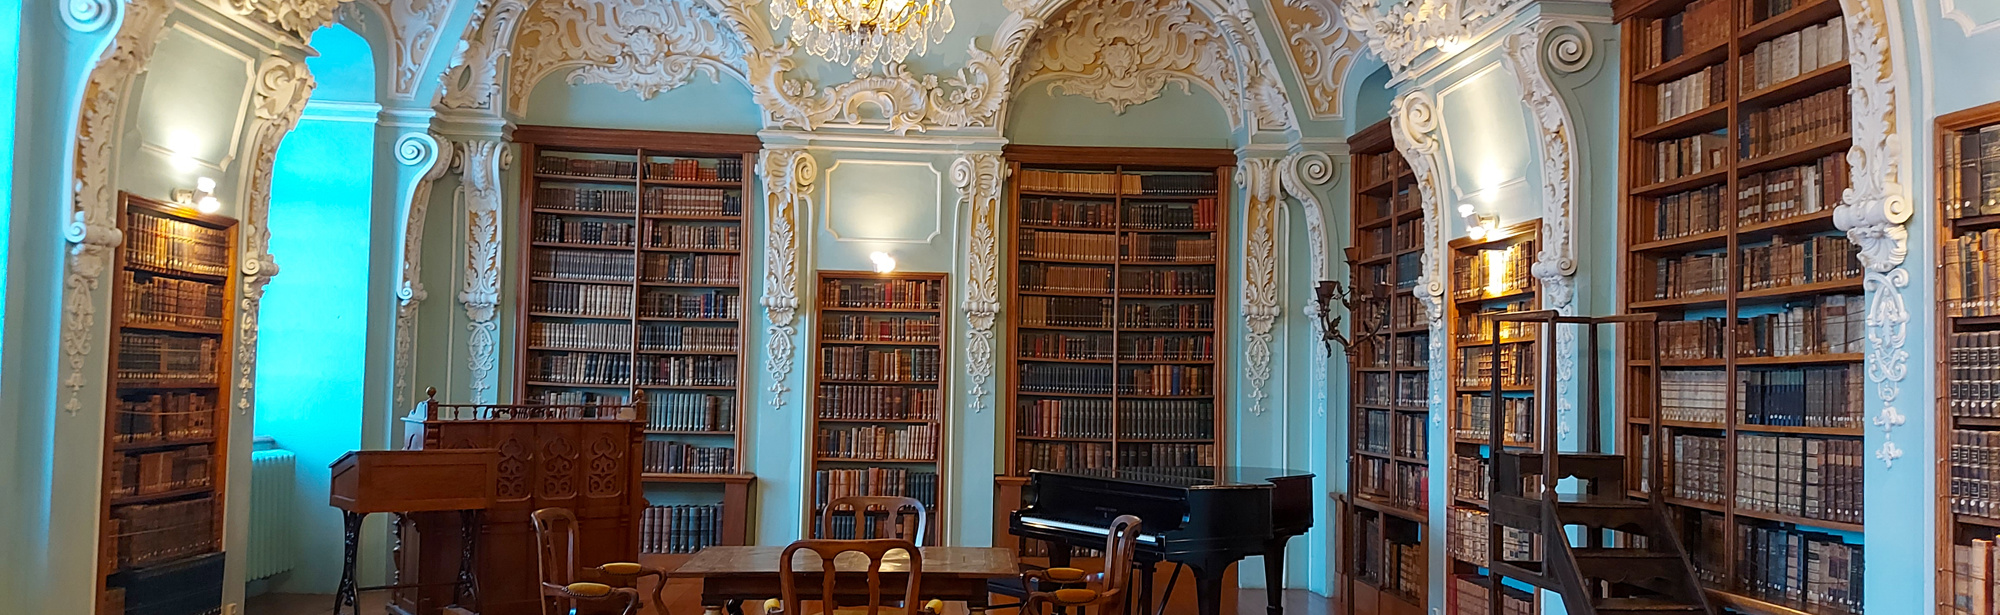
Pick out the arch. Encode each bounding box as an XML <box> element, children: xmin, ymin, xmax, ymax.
<box><xmin>503</xmin><ymin>0</ymin><xmax>753</xmax><ymax>120</ymax></box>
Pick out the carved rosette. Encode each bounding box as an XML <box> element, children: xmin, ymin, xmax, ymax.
<box><xmin>758</xmin><ymin>147</ymin><xmax>816</xmax><ymax>410</ymax></box>
<box><xmin>1279</xmin><ymin>151</ymin><xmax>1337</xmax><ymax>417</ymax></box>
<box><xmin>954</xmin><ymin>153</ymin><xmax>1006</xmax><ymax>413</ymax></box>
<box><xmin>455</xmin><ymin>138</ymin><xmax>509</xmax><ymax>403</ymax></box>
<box><xmin>393</xmin><ymin>131</ymin><xmax>451</xmax><ymax>408</ymax></box>
<box><xmin>1267</xmin><ymin>0</ymin><xmax>1363</xmax><ymax>120</ymax></box>
<box><xmin>1388</xmin><ymin>90</ymin><xmax>1450</xmax><ymax>412</ymax></box>
<box><xmin>1833</xmin><ymin>0</ymin><xmax>1912</xmax><ymax>468</ymax></box>
<box><xmin>1239</xmin><ymin>157</ymin><xmax>1284</xmax><ymax>415</ymax></box>
<box><xmin>1502</xmin><ymin>21</ymin><xmax>1585</xmax><ymax>437</ymax></box>
<box><xmin>63</xmin><ymin>0</ymin><xmax>170</xmax><ymax>416</ymax></box>
<box><xmin>236</xmin><ymin>58</ymin><xmax>317</xmax><ymax>416</ymax></box>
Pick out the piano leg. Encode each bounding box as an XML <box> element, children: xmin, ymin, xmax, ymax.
<box><xmin>1262</xmin><ymin>538</ymin><xmax>1289</xmax><ymax>615</ymax></box>
<box><xmin>1191</xmin><ymin>565</ymin><xmax>1226</xmax><ymax>615</ymax></box>
<box><xmin>1135</xmin><ymin>561</ymin><xmax>1155</xmax><ymax>615</ymax></box>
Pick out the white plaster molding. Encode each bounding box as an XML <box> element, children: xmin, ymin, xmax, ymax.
<box><xmin>1337</xmin><ymin>0</ymin><xmax>1527</xmax><ymax>77</ymax></box>
<box><xmin>222</xmin><ymin>0</ymin><xmax>354</xmax><ymax>37</ymax></box>
<box><xmin>63</xmin><ymin>0</ymin><xmax>172</xmax><ymax>416</ymax></box>
<box><xmin>1239</xmin><ymin>157</ymin><xmax>1284</xmax><ymax>415</ymax></box>
<box><xmin>1942</xmin><ymin>0</ymin><xmax>2000</xmax><ymax>37</ymax></box>
<box><xmin>1502</xmin><ymin>20</ymin><xmax>1588</xmax><ymax>441</ymax></box>
<box><xmin>436</xmin><ymin>0</ymin><xmax>531</xmax><ymax>115</ymax></box>
<box><xmin>365</xmin><ymin>0</ymin><xmax>452</xmax><ymax>101</ymax></box>
<box><xmin>1388</xmin><ymin>89</ymin><xmax>1451</xmax><ymax>413</ymax></box>
<box><xmin>954</xmin><ymin>153</ymin><xmax>1006</xmax><ymax>414</ymax></box>
<box><xmin>758</xmin><ymin>147</ymin><xmax>816</xmax><ymax>411</ymax></box>
<box><xmin>453</xmin><ymin>137</ymin><xmax>509</xmax><ymax>403</ymax></box>
<box><xmin>235</xmin><ymin>56</ymin><xmax>317</xmax><ymax>416</ymax></box>
<box><xmin>821</xmin><ymin>160</ymin><xmax>943</xmax><ymax>243</ymax></box>
<box><xmin>393</xmin><ymin>130</ymin><xmax>452</xmax><ymax>409</ymax></box>
<box><xmin>1279</xmin><ymin>151</ymin><xmax>1336</xmax><ymax>417</ymax></box>
<box><xmin>1834</xmin><ymin>0</ymin><xmax>1914</xmax><ymax>469</ymax></box>
<box><xmin>65</xmin><ymin>0</ymin><xmax>118</xmax><ymax>31</ymax></box>
<box><xmin>505</xmin><ymin>0</ymin><xmax>750</xmax><ymax>118</ymax></box>
<box><xmin>1265</xmin><ymin>0</ymin><xmax>1364</xmax><ymax>120</ymax></box>
<box><xmin>1543</xmin><ymin>23</ymin><xmax>1593</xmax><ymax>74</ymax></box>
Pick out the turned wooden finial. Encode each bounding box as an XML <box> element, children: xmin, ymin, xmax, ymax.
<box><xmin>425</xmin><ymin>386</ymin><xmax>438</xmax><ymax>401</ymax></box>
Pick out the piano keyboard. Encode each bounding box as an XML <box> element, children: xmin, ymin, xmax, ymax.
<box><xmin>1016</xmin><ymin>516</ymin><xmax>1162</xmax><ymax>545</ymax></box>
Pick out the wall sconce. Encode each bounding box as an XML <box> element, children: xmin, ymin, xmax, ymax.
<box><xmin>869</xmin><ymin>251</ymin><xmax>897</xmax><ymax>274</ymax></box>
<box><xmin>1458</xmin><ymin>203</ymin><xmax>1498</xmax><ymax>241</ymax></box>
<box><xmin>172</xmin><ymin>177</ymin><xmax>222</xmax><ymax>214</ymax></box>
<box><xmin>1315</xmin><ymin>247</ymin><xmax>1391</xmax><ymax>356</ymax></box>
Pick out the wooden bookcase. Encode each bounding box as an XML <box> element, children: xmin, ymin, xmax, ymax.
<box><xmin>808</xmin><ymin>270</ymin><xmax>949</xmax><ymax>545</ymax></box>
<box><xmin>1342</xmin><ymin>119</ymin><xmax>1429</xmax><ymax>615</ymax></box>
<box><xmin>1615</xmin><ymin>0</ymin><xmax>1868</xmax><ymax>612</ymax></box>
<box><xmin>1444</xmin><ymin>221</ymin><xmax>1543</xmax><ymax>615</ymax></box>
<box><xmin>512</xmin><ymin>126</ymin><xmax>758</xmax><ymax>565</ymax></box>
<box><xmin>1935</xmin><ymin>100</ymin><xmax>2000</xmax><ymax>614</ymax></box>
<box><xmin>98</xmin><ymin>192</ymin><xmax>239</xmax><ymax>614</ymax></box>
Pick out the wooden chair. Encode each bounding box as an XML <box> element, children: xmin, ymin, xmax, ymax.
<box><xmin>818</xmin><ymin>496</ymin><xmax>928</xmax><ymax>546</ymax></box>
<box><xmin>1018</xmin><ymin>515</ymin><xmax>1142</xmax><ymax>615</ymax></box>
<box><xmin>766</xmin><ymin>539</ymin><xmax>944</xmax><ymax>615</ymax></box>
<box><xmin>531</xmin><ymin>507</ymin><xmax>666</xmax><ymax>615</ymax></box>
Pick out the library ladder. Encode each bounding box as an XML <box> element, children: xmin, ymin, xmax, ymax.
<box><xmin>1479</xmin><ymin>312</ymin><xmax>1715</xmax><ymax>615</ymax></box>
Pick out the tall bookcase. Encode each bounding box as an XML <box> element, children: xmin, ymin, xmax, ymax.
<box><xmin>513</xmin><ymin>126</ymin><xmax>758</xmax><ymax>565</ymax></box>
<box><xmin>1343</xmin><ymin>119</ymin><xmax>1429</xmax><ymax>615</ymax></box>
<box><xmin>998</xmin><ymin>146</ymin><xmax>1233</xmax><ymax>485</ymax></box>
<box><xmin>1935</xmin><ymin>101</ymin><xmax>2000</xmax><ymax>615</ymax></box>
<box><xmin>98</xmin><ymin>193</ymin><xmax>238</xmax><ymax>615</ymax></box>
<box><xmin>1616</xmin><ymin>0</ymin><xmax>1868</xmax><ymax>612</ymax></box>
<box><xmin>808</xmin><ymin>270</ymin><xmax>948</xmax><ymax>545</ymax></box>
<box><xmin>1445</xmin><ymin>222</ymin><xmax>1543</xmax><ymax>615</ymax></box>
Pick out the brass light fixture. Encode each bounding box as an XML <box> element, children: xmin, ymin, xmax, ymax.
<box><xmin>770</xmin><ymin>0</ymin><xmax>956</xmax><ymax>73</ymax></box>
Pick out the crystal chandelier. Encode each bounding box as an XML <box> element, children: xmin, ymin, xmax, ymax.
<box><xmin>770</xmin><ymin>0</ymin><xmax>955</xmax><ymax>73</ymax></box>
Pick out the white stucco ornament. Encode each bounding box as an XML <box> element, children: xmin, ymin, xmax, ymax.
<box><xmin>955</xmin><ymin>153</ymin><xmax>1006</xmax><ymax>414</ymax></box>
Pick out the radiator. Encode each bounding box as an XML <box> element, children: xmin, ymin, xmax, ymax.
<box><xmin>247</xmin><ymin>446</ymin><xmax>296</xmax><ymax>581</ymax></box>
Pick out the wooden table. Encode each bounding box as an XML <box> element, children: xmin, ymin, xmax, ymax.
<box><xmin>668</xmin><ymin>546</ymin><xmax>1019</xmax><ymax>615</ymax></box>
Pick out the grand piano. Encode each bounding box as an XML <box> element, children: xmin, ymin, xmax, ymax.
<box><xmin>1007</xmin><ymin>466</ymin><xmax>1314</xmax><ymax>615</ymax></box>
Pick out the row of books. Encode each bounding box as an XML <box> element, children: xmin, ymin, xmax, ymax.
<box><xmin>1120</xmin><ymin>334</ymin><xmax>1217</xmax><ymax>361</ymax></box>
<box><xmin>646</xmin><ymin>392</ymin><xmax>734</xmax><ymax>432</ymax></box>
<box><xmin>532</xmin><ymin>391</ymin><xmax>629</xmax><ymax>405</ymax></box>
<box><xmin>110</xmin><ymin>445</ymin><xmax>212</xmax><ymax>497</ymax></box>
<box><xmin>1735</xmin><ymin>294</ymin><xmax>1865</xmax><ymax>357</ymax></box>
<box><xmin>1117</xmin><ymin>269</ymin><xmax>1217</xmax><ymax>296</ymax></box>
<box><xmin>1125</xmin><ymin>234</ymin><xmax>1217</xmax><ymax>262</ymax></box>
<box><xmin>639</xmin><ymin>323</ymin><xmax>738</xmax><ymax>353</ymax></box>
<box><xmin>1451</xmin><ymin>242</ymin><xmax>1535</xmax><ymax>300</ymax></box>
<box><xmin>1352</xmin><ymin>513</ymin><xmax>1425</xmax><ymax>600</ymax></box>
<box><xmin>819</xmin><ymin>424</ymin><xmax>938</xmax><ymax>461</ymax></box>
<box><xmin>1661</xmin><ymin>369</ymin><xmax>1730</xmax><ymax>424</ymax></box>
<box><xmin>639</xmin><ymin>504</ymin><xmax>726</xmax><ymax>554</ymax></box>
<box><xmin>108</xmin><ymin>496</ymin><xmax>217</xmax><ymax>570</ymax></box>
<box><xmin>531</xmin><ymin>282</ymin><xmax>635</xmax><ymax>318</ymax></box>
<box><xmin>818</xmin><ymin>510</ymin><xmax>928</xmax><ymax>541</ymax></box>
<box><xmin>1019</xmin><ymin>364</ymin><xmax>1112</xmax><ymax>394</ymax></box>
<box><xmin>1019</xmin><ymin>331</ymin><xmax>1113</xmax><ymax>360</ymax></box>
<box><xmin>1666</xmin><ymin>432</ymin><xmax>1727</xmax><ymax>503</ymax></box>
<box><xmin>1739</xmin><ymin>235</ymin><xmax>1860</xmax><ymax>292</ymax></box>
<box><xmin>1734</xmin><ymin>434</ymin><xmax>1866</xmax><ymax>524</ymax></box>
<box><xmin>1741</xmin><ymin>154</ymin><xmax>1848</xmax><ymax>226</ymax></box>
<box><xmin>1734</xmin><ymin>522</ymin><xmax>1864</xmax><ymax>615</ymax></box>
<box><xmin>533</xmin><ymin>186</ymin><xmax>742</xmax><ymax>219</ymax></box>
<box><xmin>1452</xmin><ymin>455</ymin><xmax>1489</xmax><ymax>504</ymax></box>
<box><xmin>122</xmin><ymin>272</ymin><xmax>225</xmax><ymax>331</ymax></box>
<box><xmin>643</xmin><ymin>253</ymin><xmax>742</xmax><ymax>286</ymax></box>
<box><xmin>1631</xmin><ymin>0</ymin><xmax>1729</xmax><ymax>71</ymax></box>
<box><xmin>1357</xmin><ymin>408</ymin><xmax>1393</xmax><ymax>455</ymax></box>
<box><xmin>811</xmin><ymin>469</ymin><xmax>939</xmax><ymax>510</ymax></box>
<box><xmin>117</xmin><ymin>333</ymin><xmax>218</xmax><ymax>385</ymax></box>
<box><xmin>1453</xmin><ymin>394</ymin><xmax>1537</xmax><ymax>445</ymax></box>
<box><xmin>536</xmin><ymin>186</ymin><xmax>639</xmax><ymax>214</ymax></box>
<box><xmin>633</xmin><ymin>355</ymin><xmax>736</xmax><ymax>388</ymax></box>
<box><xmin>1950</xmin><ymin>331</ymin><xmax>2000</xmax><ymax>418</ymax></box>
<box><xmin>1951</xmin><ymin>429</ymin><xmax>2000</xmax><ymax>521</ymax></box>
<box><xmin>1019</xmin><ymin>197</ymin><xmax>1117</xmax><ymax>228</ymax></box>
<box><xmin>1020</xmin><ymin>229</ymin><xmax>1119</xmax><ymax>262</ymax></box>
<box><xmin>1019</xmin><ymin>296</ymin><xmax>1112</xmax><ymax>328</ymax></box>
<box><xmin>647</xmin><ymin>156</ymin><xmax>744</xmax><ymax>183</ymax></box>
<box><xmin>1124</xmin><ymin>200</ymin><xmax>1219</xmax><ymax>230</ymax></box>
<box><xmin>1021</xmin><ymin>198</ymin><xmax>1222</xmax><ymax>232</ymax></box>
<box><xmin>1121</xmin><ymin>301</ymin><xmax>1214</xmax><ymax>329</ymax></box>
<box><xmin>1454</xmin><ymin>344</ymin><xmax>1538</xmax><ymax>389</ymax></box>
<box><xmin>1449</xmin><ymin>574</ymin><xmax>1535</xmax><ymax>615</ymax></box>
<box><xmin>1946</xmin><ymin>539</ymin><xmax>2000</xmax><ymax>615</ymax></box>
<box><xmin>1016</xmin><ymin>170</ymin><xmax>1218</xmax><ymax>196</ymax></box>
<box><xmin>125</xmin><ymin>212</ymin><xmax>230</xmax><ymax>277</ymax></box>
<box><xmin>533</xmin><ymin>215</ymin><xmax>636</xmax><ymax>247</ymax></box>
<box><xmin>533</xmin><ymin>250</ymin><xmax>634</xmax><ymax>282</ymax></box>
<box><xmin>819</xmin><ymin>347</ymin><xmax>940</xmax><ymax>383</ymax></box>
<box><xmin>1944</xmin><ymin>228</ymin><xmax>2000</xmax><ymax>317</ymax></box>
<box><xmin>1019</xmin><ymin>264</ymin><xmax>1110</xmax><ymax>294</ymax></box>
<box><xmin>1454</xmin><ymin>300</ymin><xmax>1538</xmax><ymax>345</ymax></box>
<box><xmin>1741</xmin><ymin>16</ymin><xmax>1847</xmax><ymax>95</ymax></box>
<box><xmin>1392</xmin><ymin>294</ymin><xmax>1426</xmax><ymax>329</ymax></box>
<box><xmin>642</xmin><ymin>441</ymin><xmax>735</xmax><ymax>474</ymax></box>
<box><xmin>113</xmin><ymin>392</ymin><xmax>217</xmax><ymax>443</ymax></box>
<box><xmin>1355</xmin><ymin>456</ymin><xmax>1427</xmax><ymax>512</ymax></box>
<box><xmin>1359</xmin><ymin>187</ymin><xmax>1421</xmax><ymax>225</ymax></box>
<box><xmin>650</xmin><ymin>222</ymin><xmax>742</xmax><ymax>251</ymax></box>
<box><xmin>644</xmin><ymin>187</ymin><xmax>743</xmax><ymax>218</ymax></box>
<box><xmin>1942</xmin><ymin>125</ymin><xmax>2000</xmax><ymax>220</ymax></box>
<box><xmin>1357</xmin><ymin>152</ymin><xmax>1412</xmax><ymax>187</ymax></box>
<box><xmin>1358</xmin><ymin>371</ymin><xmax>1427</xmax><ymax>408</ymax></box>
<box><xmin>1740</xmin><ymin>86</ymin><xmax>1851</xmax><ymax>160</ymax></box>
<box><xmin>1016</xmin><ymin>441</ymin><xmax>1112</xmax><ymax>472</ymax></box>
<box><xmin>1649</xmin><ymin>184</ymin><xmax>1727</xmax><ymax>241</ymax></box>
<box><xmin>529</xmin><ymin>321</ymin><xmax>630</xmax><ymax>352</ymax></box>
<box><xmin>1655</xmin><ymin>64</ymin><xmax>1727</xmax><ymax>124</ymax></box>
<box><xmin>1739</xmin><ymin>366</ymin><xmax>1866</xmax><ymax>428</ymax></box>
<box><xmin>1646</xmin><ymin>251</ymin><xmax>1727</xmax><ymax>300</ymax></box>
<box><xmin>537</xmin><ymin>155</ymin><xmax>639</xmax><ymax>179</ymax></box>
<box><xmin>1657</xmin><ymin>317</ymin><xmax>1726</xmax><ymax>360</ymax></box>
<box><xmin>816</xmin><ymin>384</ymin><xmax>940</xmax><ymax>420</ymax></box>
<box><xmin>1651</xmin><ymin>132</ymin><xmax>1728</xmax><ymax>185</ymax></box>
<box><xmin>1118</xmin><ymin>365</ymin><xmax>1211</xmax><ymax>396</ymax></box>
<box><xmin>820</xmin><ymin>314</ymin><xmax>940</xmax><ymax>343</ymax></box>
<box><xmin>1015</xmin><ymin>398</ymin><xmax>1215</xmax><ymax>440</ymax></box>
<box><xmin>1447</xmin><ymin>507</ymin><xmax>1490</xmax><ymax>565</ymax></box>
<box><xmin>643</xmin><ymin>289</ymin><xmax>741</xmax><ymax>320</ymax></box>
<box><xmin>1115</xmin><ymin>442</ymin><xmax>1215</xmax><ymax>468</ymax></box>
<box><xmin>821</xmin><ymin>279</ymin><xmax>943</xmax><ymax>310</ymax></box>
<box><xmin>528</xmin><ymin>351</ymin><xmax>632</xmax><ymax>385</ymax></box>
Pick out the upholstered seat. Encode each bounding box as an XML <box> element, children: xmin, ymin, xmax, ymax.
<box><xmin>531</xmin><ymin>508</ymin><xmax>666</xmax><ymax>615</ymax></box>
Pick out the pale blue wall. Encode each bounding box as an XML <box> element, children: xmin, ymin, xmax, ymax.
<box><xmin>252</xmin><ymin>23</ymin><xmax>377</xmax><ymax>595</ymax></box>
<box><xmin>1006</xmin><ymin>86</ymin><xmax>1234</xmax><ymax>148</ymax></box>
<box><xmin>522</xmin><ymin>77</ymin><xmax>763</xmax><ymax>134</ymax></box>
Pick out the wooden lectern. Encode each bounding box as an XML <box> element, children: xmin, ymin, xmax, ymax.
<box><xmin>330</xmin><ymin>449</ymin><xmax>499</xmax><ymax>615</ymax></box>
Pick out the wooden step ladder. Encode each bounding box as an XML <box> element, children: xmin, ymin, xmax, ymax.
<box><xmin>1476</xmin><ymin>312</ymin><xmax>1716</xmax><ymax>615</ymax></box>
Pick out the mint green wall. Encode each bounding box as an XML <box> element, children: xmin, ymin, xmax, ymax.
<box><xmin>1005</xmin><ymin>87</ymin><xmax>1234</xmax><ymax>148</ymax></box>
<box><xmin>522</xmin><ymin>78</ymin><xmax>763</xmax><ymax>134</ymax></box>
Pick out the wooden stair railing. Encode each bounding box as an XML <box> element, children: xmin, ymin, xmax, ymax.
<box><xmin>1479</xmin><ymin>312</ymin><xmax>1716</xmax><ymax>615</ymax></box>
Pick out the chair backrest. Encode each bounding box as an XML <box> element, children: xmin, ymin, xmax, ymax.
<box><xmin>1097</xmin><ymin>515</ymin><xmax>1143</xmax><ymax>613</ymax></box>
<box><xmin>779</xmin><ymin>539</ymin><xmax>924</xmax><ymax>615</ymax></box>
<box><xmin>530</xmin><ymin>507</ymin><xmax>580</xmax><ymax>614</ymax></box>
<box><xmin>819</xmin><ymin>496</ymin><xmax>928</xmax><ymax>545</ymax></box>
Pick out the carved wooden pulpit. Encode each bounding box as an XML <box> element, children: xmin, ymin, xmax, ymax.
<box><xmin>392</xmin><ymin>389</ymin><xmax>649</xmax><ymax>615</ymax></box>
<box><xmin>329</xmin><ymin>449</ymin><xmax>499</xmax><ymax>615</ymax></box>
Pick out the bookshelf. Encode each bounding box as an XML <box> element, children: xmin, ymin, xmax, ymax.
<box><xmin>1935</xmin><ymin>100</ymin><xmax>2000</xmax><ymax>615</ymax></box>
<box><xmin>98</xmin><ymin>192</ymin><xmax>238</xmax><ymax>615</ymax></box>
<box><xmin>808</xmin><ymin>270</ymin><xmax>948</xmax><ymax>545</ymax></box>
<box><xmin>512</xmin><ymin>126</ymin><xmax>758</xmax><ymax>565</ymax></box>
<box><xmin>1615</xmin><ymin>0</ymin><xmax>1868</xmax><ymax>612</ymax></box>
<box><xmin>1343</xmin><ymin>119</ymin><xmax>1429</xmax><ymax>615</ymax></box>
<box><xmin>1444</xmin><ymin>221</ymin><xmax>1542</xmax><ymax>615</ymax></box>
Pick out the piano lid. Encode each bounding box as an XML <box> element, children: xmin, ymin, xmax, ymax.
<box><xmin>1030</xmin><ymin>466</ymin><xmax>1312</xmax><ymax>490</ymax></box>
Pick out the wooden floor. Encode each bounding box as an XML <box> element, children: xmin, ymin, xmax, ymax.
<box><xmin>245</xmin><ymin>586</ymin><xmax>1336</xmax><ymax>615</ymax></box>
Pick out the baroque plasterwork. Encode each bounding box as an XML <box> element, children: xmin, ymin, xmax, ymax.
<box><xmin>1338</xmin><ymin>0</ymin><xmax>1526</xmax><ymax>77</ymax></box>
<box><xmin>1833</xmin><ymin>0</ymin><xmax>1913</xmax><ymax>469</ymax></box>
<box><xmin>236</xmin><ymin>57</ymin><xmax>317</xmax><ymax>416</ymax></box>
<box><xmin>505</xmin><ymin>0</ymin><xmax>751</xmax><ymax>119</ymax></box>
<box><xmin>1278</xmin><ymin>151</ymin><xmax>1336</xmax><ymax>417</ymax></box>
<box><xmin>1501</xmin><ymin>20</ymin><xmax>1584</xmax><ymax>437</ymax></box>
<box><xmin>393</xmin><ymin>131</ymin><xmax>452</xmax><ymax>409</ymax></box>
<box><xmin>63</xmin><ymin>0</ymin><xmax>172</xmax><ymax>416</ymax></box>
<box><xmin>224</xmin><ymin>0</ymin><xmax>354</xmax><ymax>37</ymax></box>
<box><xmin>1266</xmin><ymin>0</ymin><xmax>1363</xmax><ymax>119</ymax></box>
<box><xmin>1240</xmin><ymin>157</ymin><xmax>1284</xmax><ymax>415</ymax></box>
<box><xmin>436</xmin><ymin>0</ymin><xmax>531</xmax><ymax>113</ymax></box>
<box><xmin>455</xmin><ymin>137</ymin><xmax>509</xmax><ymax>403</ymax></box>
<box><xmin>1942</xmin><ymin>0</ymin><xmax>2000</xmax><ymax>37</ymax></box>
<box><xmin>65</xmin><ymin>0</ymin><xmax>120</xmax><ymax>31</ymax></box>
<box><xmin>361</xmin><ymin>0</ymin><xmax>453</xmax><ymax>100</ymax></box>
<box><xmin>1388</xmin><ymin>90</ymin><xmax>1451</xmax><ymax>417</ymax></box>
<box><xmin>758</xmin><ymin>147</ymin><xmax>816</xmax><ymax>410</ymax></box>
<box><xmin>954</xmin><ymin>153</ymin><xmax>1005</xmax><ymax>413</ymax></box>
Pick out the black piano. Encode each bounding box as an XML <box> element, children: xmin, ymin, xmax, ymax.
<box><xmin>1007</xmin><ymin>466</ymin><xmax>1314</xmax><ymax>615</ymax></box>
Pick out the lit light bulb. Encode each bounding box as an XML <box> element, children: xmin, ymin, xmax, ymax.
<box><xmin>1458</xmin><ymin>203</ymin><xmax>1475</xmax><ymax>217</ymax></box>
<box><xmin>1467</xmin><ymin>224</ymin><xmax>1488</xmax><ymax>241</ymax></box>
<box><xmin>870</xmin><ymin>251</ymin><xmax>897</xmax><ymax>274</ymax></box>
<box><xmin>196</xmin><ymin>176</ymin><xmax>216</xmax><ymax>193</ymax></box>
<box><xmin>196</xmin><ymin>196</ymin><xmax>221</xmax><ymax>214</ymax></box>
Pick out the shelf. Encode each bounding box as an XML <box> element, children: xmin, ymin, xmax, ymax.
<box><xmin>638</xmin><ymin>315</ymin><xmax>736</xmax><ymax>323</ymax></box>
<box><xmin>125</xmin><ymin>262</ymin><xmax>228</xmax><ymax>284</ymax></box>
<box><xmin>1730</xmin><ymin>507</ymin><xmax>1863</xmax><ymax>533</ymax></box>
<box><xmin>640</xmin><ymin>178</ymin><xmax>745</xmax><ymax>189</ymax></box>
<box><xmin>1661</xmin><ymin>496</ymin><xmax>1726</xmax><ymax>513</ymax></box>
<box><xmin>527</xmin><ymin>345</ymin><xmax>630</xmax><ymax>354</ymax></box>
<box><xmin>534</xmin><ymin>172</ymin><xmax>636</xmax><ymax>185</ymax></box>
<box><xmin>1704</xmin><ymin>591</ymin><xmax>1814</xmax><ymax>615</ymax></box>
<box><xmin>1017</xmin><ymin>189</ymin><xmax>1120</xmax><ymax>199</ymax></box>
<box><xmin>1732</xmin><ymin>423</ymin><xmax>1863</xmax><ymax>437</ymax></box>
<box><xmin>111</xmin><ymin>484</ymin><xmax>215</xmax><ymax>506</ymax></box>
<box><xmin>523</xmin><ymin>381</ymin><xmax>630</xmax><ymax>388</ymax></box>
<box><xmin>1116</xmin><ymin>326</ymin><xmax>1216</xmax><ymax>333</ymax></box>
<box><xmin>117</xmin><ymin>380</ymin><xmax>222</xmax><ymax>390</ymax></box>
<box><xmin>531</xmin><ymin>241</ymin><xmax>636</xmax><ymax>251</ymax></box>
<box><xmin>1635</xmin><ymin>41</ymin><xmax>1730</xmax><ymax>85</ymax></box>
<box><xmin>817</xmin><ymin>379</ymin><xmax>936</xmax><ymax>386</ymax></box>
<box><xmin>1737</xmin><ymin>133</ymin><xmax>1853</xmax><ymax>174</ymax></box>
<box><xmin>1634</xmin><ymin>103</ymin><xmax>1729</xmax><ymax>141</ymax></box>
<box><xmin>815</xmin><ymin>417</ymin><xmax>939</xmax><ymax>424</ymax></box>
<box><xmin>120</xmin><ymin>321</ymin><xmax>226</xmax><ymax>336</ymax></box>
<box><xmin>815</xmin><ymin>457</ymin><xmax>939</xmax><ymax>464</ymax></box>
<box><xmin>529</xmin><ymin>276</ymin><xmax>634</xmax><ymax>286</ymax></box>
<box><xmin>821</xmin><ymin>338</ymin><xmax>945</xmax><ymax>346</ymax></box>
<box><xmin>1957</xmin><ymin>513</ymin><xmax>2000</xmax><ymax>528</ymax></box>
<box><xmin>1453</xmin><ymin>287</ymin><xmax>1536</xmax><ymax>306</ymax></box>
<box><xmin>1016</xmin><ymin>323</ymin><xmax>1115</xmax><ymax>332</ymax></box>
<box><xmin>532</xmin><ymin>208</ymin><xmax>637</xmax><ymax>218</ymax></box>
<box><xmin>641</xmin><ymin>245</ymin><xmax>743</xmax><ymax>254</ymax></box>
<box><xmin>1350</xmin><ymin>495</ymin><xmax>1428</xmax><ymax>523</ymax></box>
<box><xmin>1732</xmin><ymin>352</ymin><xmax>1863</xmax><ymax>365</ymax></box>
<box><xmin>1630</xmin><ymin>167</ymin><xmax>1729</xmax><ymax>198</ymax></box>
<box><xmin>1631</xmin><ymin>228</ymin><xmax>1730</xmax><ymax>254</ymax></box>
<box><xmin>1018</xmin><ymin>222</ymin><xmax>1120</xmax><ymax>233</ymax></box>
<box><xmin>530</xmin><ymin>311</ymin><xmax>634</xmax><ymax>321</ymax></box>
<box><xmin>1740</xmin><ymin>61</ymin><xmax>1852</xmax><ymax>110</ymax></box>
<box><xmin>1954</xmin><ymin>416</ymin><xmax>2000</xmax><ymax>429</ymax></box>
<box><xmin>1014</xmin><ymin>254</ymin><xmax>1119</xmax><ymax>265</ymax></box>
<box><xmin>1628</xmin><ymin>293</ymin><xmax>1728</xmax><ymax>310</ymax></box>
<box><xmin>1736</xmin><ymin>209</ymin><xmax>1837</xmax><ymax>239</ymax></box>
<box><xmin>817</xmin><ymin>305</ymin><xmax>945</xmax><ymax>313</ymax></box>
<box><xmin>1115</xmin><ymin>357</ymin><xmax>1216</xmax><ymax>364</ymax></box>
<box><xmin>640</xmin><ymin>281</ymin><xmax>742</xmax><ymax>289</ymax></box>
<box><xmin>1739</xmin><ymin>0</ymin><xmax>1844</xmax><ymax>47</ymax></box>
<box><xmin>112</xmin><ymin>437</ymin><xmax>218</xmax><ymax>453</ymax></box>
<box><xmin>1660</xmin><ymin>420</ymin><xmax>1727</xmax><ymax>430</ymax></box>
<box><xmin>1950</xmin><ymin>213</ymin><xmax>2000</xmax><ymax>231</ymax></box>
<box><xmin>639</xmin><ymin>213</ymin><xmax>744</xmax><ymax>222</ymax></box>
<box><xmin>1735</xmin><ymin>277</ymin><xmax>1863</xmax><ymax>304</ymax></box>
<box><xmin>635</xmin><ymin>347</ymin><xmax>745</xmax><ymax>356</ymax></box>
<box><xmin>1628</xmin><ymin>357</ymin><xmax>1727</xmax><ymax>367</ymax></box>
<box><xmin>645</xmin><ymin>429</ymin><xmax>736</xmax><ymax>435</ymax></box>
<box><xmin>641</xmin><ymin>472</ymin><xmax>754</xmax><ymax>484</ymax></box>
